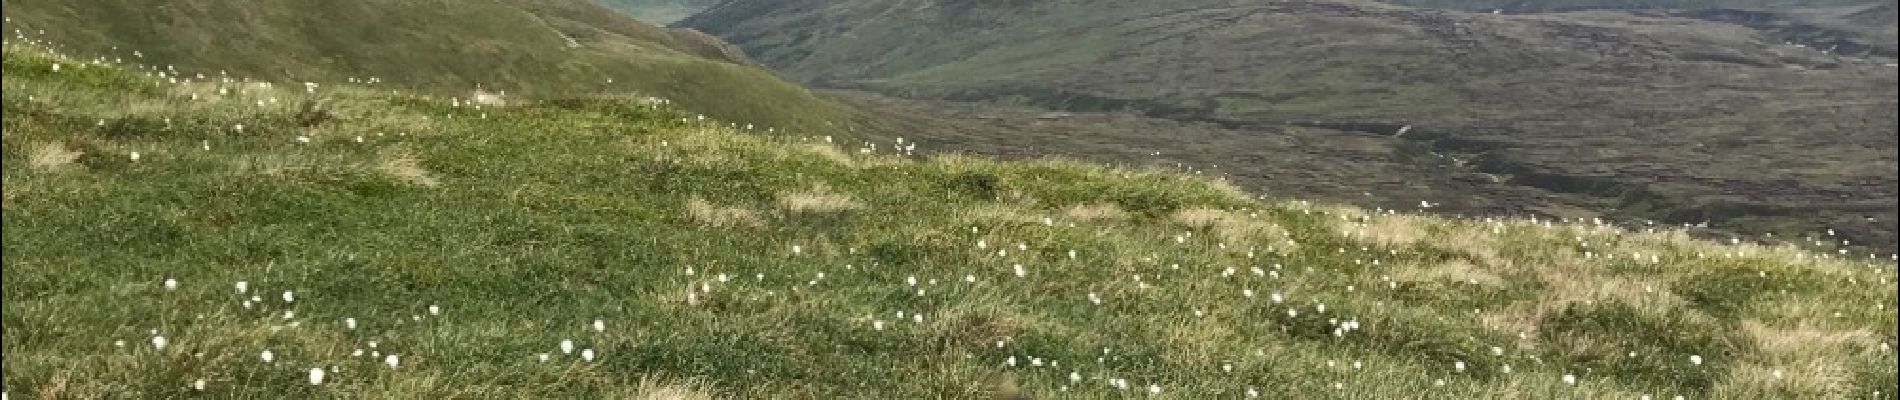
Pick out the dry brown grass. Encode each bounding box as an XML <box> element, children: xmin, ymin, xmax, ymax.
<box><xmin>799</xmin><ymin>143</ymin><xmax>856</xmax><ymax>167</ymax></box>
<box><xmin>777</xmin><ymin>186</ymin><xmax>863</xmax><ymax>213</ymax></box>
<box><xmin>29</xmin><ymin>141</ymin><xmax>83</xmax><ymax>170</ymax></box>
<box><xmin>1337</xmin><ymin>213</ymin><xmax>1436</xmax><ymax>249</ymax></box>
<box><xmin>1395</xmin><ymin>259</ymin><xmax>1505</xmax><ymax>287</ymax></box>
<box><xmin>963</xmin><ymin>204</ymin><xmax>1043</xmax><ymax>226</ymax></box>
<box><xmin>622</xmin><ymin>376</ymin><xmax>717</xmax><ymax>400</ymax></box>
<box><xmin>1173</xmin><ymin>208</ymin><xmax>1293</xmax><ymax>247</ymax></box>
<box><xmin>1480</xmin><ymin>260</ymin><xmax>1686</xmax><ymax>344</ymax></box>
<box><xmin>378</xmin><ymin>147</ymin><xmax>438</xmax><ymax>187</ymax></box>
<box><xmin>685</xmin><ymin>197</ymin><xmax>764</xmax><ymax>229</ymax></box>
<box><xmin>1715</xmin><ymin>359</ymin><xmax>1856</xmax><ymax>398</ymax></box>
<box><xmin>1744</xmin><ymin>319</ymin><xmax>1879</xmax><ymax>359</ymax></box>
<box><xmin>1064</xmin><ymin>203</ymin><xmax>1130</xmax><ymax>221</ymax></box>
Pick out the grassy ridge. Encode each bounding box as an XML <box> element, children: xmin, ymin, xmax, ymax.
<box><xmin>0</xmin><ymin>0</ymin><xmax>846</xmax><ymax>134</ymax></box>
<box><xmin>3</xmin><ymin>42</ymin><xmax>1897</xmax><ymax>398</ymax></box>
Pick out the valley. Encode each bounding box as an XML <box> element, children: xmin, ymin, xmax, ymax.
<box><xmin>682</xmin><ymin>0</ymin><xmax>1900</xmax><ymax>254</ymax></box>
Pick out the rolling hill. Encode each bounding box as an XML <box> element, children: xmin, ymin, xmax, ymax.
<box><xmin>4</xmin><ymin>35</ymin><xmax>1897</xmax><ymax>399</ymax></box>
<box><xmin>680</xmin><ymin>0</ymin><xmax>1900</xmax><ymax>254</ymax></box>
<box><xmin>0</xmin><ymin>0</ymin><xmax>847</xmax><ymax>133</ymax></box>
<box><xmin>594</xmin><ymin>0</ymin><xmax>722</xmax><ymax>24</ymax></box>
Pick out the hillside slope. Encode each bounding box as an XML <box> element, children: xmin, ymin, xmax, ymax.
<box><xmin>0</xmin><ymin>0</ymin><xmax>845</xmax><ymax>132</ymax></box>
<box><xmin>680</xmin><ymin>0</ymin><xmax>1900</xmax><ymax>253</ymax></box>
<box><xmin>4</xmin><ymin>37</ymin><xmax>1897</xmax><ymax>398</ymax></box>
<box><xmin>594</xmin><ymin>0</ymin><xmax>722</xmax><ymax>24</ymax></box>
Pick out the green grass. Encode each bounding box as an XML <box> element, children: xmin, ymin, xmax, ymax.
<box><xmin>4</xmin><ymin>42</ymin><xmax>1897</xmax><ymax>398</ymax></box>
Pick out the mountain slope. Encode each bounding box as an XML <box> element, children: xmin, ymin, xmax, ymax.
<box><xmin>0</xmin><ymin>0</ymin><xmax>845</xmax><ymax>132</ymax></box>
<box><xmin>5</xmin><ymin>39</ymin><xmax>1897</xmax><ymax>399</ymax></box>
<box><xmin>680</xmin><ymin>0</ymin><xmax>1900</xmax><ymax>253</ymax></box>
<box><xmin>594</xmin><ymin>0</ymin><xmax>722</xmax><ymax>24</ymax></box>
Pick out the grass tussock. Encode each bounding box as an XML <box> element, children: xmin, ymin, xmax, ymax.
<box><xmin>685</xmin><ymin>197</ymin><xmax>765</xmax><ymax>229</ymax></box>
<box><xmin>28</xmin><ymin>141</ymin><xmax>83</xmax><ymax>170</ymax></box>
<box><xmin>777</xmin><ymin>185</ymin><xmax>863</xmax><ymax>213</ymax></box>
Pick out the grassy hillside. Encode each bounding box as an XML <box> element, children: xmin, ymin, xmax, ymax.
<box><xmin>681</xmin><ymin>0</ymin><xmax>1900</xmax><ymax>255</ymax></box>
<box><xmin>594</xmin><ymin>0</ymin><xmax>722</xmax><ymax>24</ymax></box>
<box><xmin>0</xmin><ymin>0</ymin><xmax>846</xmax><ymax>133</ymax></box>
<box><xmin>5</xmin><ymin>38</ymin><xmax>1897</xmax><ymax>398</ymax></box>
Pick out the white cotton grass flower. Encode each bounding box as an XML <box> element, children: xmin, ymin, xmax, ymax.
<box><xmin>537</xmin><ymin>353</ymin><xmax>551</xmax><ymax>363</ymax></box>
<box><xmin>1013</xmin><ymin>264</ymin><xmax>1027</xmax><ymax>278</ymax></box>
<box><xmin>192</xmin><ymin>379</ymin><xmax>206</xmax><ymax>391</ymax></box>
<box><xmin>1562</xmin><ymin>373</ymin><xmax>1577</xmax><ymax>385</ymax></box>
<box><xmin>306</xmin><ymin>367</ymin><xmax>325</xmax><ymax>385</ymax></box>
<box><xmin>281</xmin><ymin>291</ymin><xmax>295</xmax><ymax>303</ymax></box>
<box><xmin>581</xmin><ymin>349</ymin><xmax>596</xmax><ymax>362</ymax></box>
<box><xmin>592</xmin><ymin>319</ymin><xmax>606</xmax><ymax>332</ymax></box>
<box><xmin>1454</xmin><ymin>361</ymin><xmax>1467</xmax><ymax>373</ymax></box>
<box><xmin>559</xmin><ymin>340</ymin><xmax>575</xmax><ymax>354</ymax></box>
<box><xmin>260</xmin><ymin>350</ymin><xmax>275</xmax><ymax>363</ymax></box>
<box><xmin>428</xmin><ymin>305</ymin><xmax>441</xmax><ymax>316</ymax></box>
<box><xmin>162</xmin><ymin>278</ymin><xmax>177</xmax><ymax>290</ymax></box>
<box><xmin>344</xmin><ymin>318</ymin><xmax>357</xmax><ymax>330</ymax></box>
<box><xmin>235</xmin><ymin>281</ymin><xmax>248</xmax><ymax>294</ymax></box>
<box><xmin>151</xmin><ymin>335</ymin><xmax>169</xmax><ymax>351</ymax></box>
<box><xmin>129</xmin><ymin>151</ymin><xmax>142</xmax><ymax>162</ymax></box>
<box><xmin>1148</xmin><ymin>384</ymin><xmax>1162</xmax><ymax>394</ymax></box>
<box><xmin>384</xmin><ymin>354</ymin><xmax>400</xmax><ymax>369</ymax></box>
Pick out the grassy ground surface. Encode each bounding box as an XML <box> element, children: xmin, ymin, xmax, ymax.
<box><xmin>4</xmin><ymin>40</ymin><xmax>1897</xmax><ymax>398</ymax></box>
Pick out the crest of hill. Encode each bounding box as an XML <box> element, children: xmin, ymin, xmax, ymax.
<box><xmin>0</xmin><ymin>0</ymin><xmax>845</xmax><ymax>132</ymax></box>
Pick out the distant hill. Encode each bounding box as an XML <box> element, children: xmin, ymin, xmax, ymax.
<box><xmin>594</xmin><ymin>0</ymin><xmax>721</xmax><ymax>24</ymax></box>
<box><xmin>1</xmin><ymin>0</ymin><xmax>847</xmax><ymax>132</ymax></box>
<box><xmin>681</xmin><ymin>0</ymin><xmax>1899</xmax><ymax>254</ymax></box>
<box><xmin>1378</xmin><ymin>0</ymin><xmax>1892</xmax><ymax>11</ymax></box>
